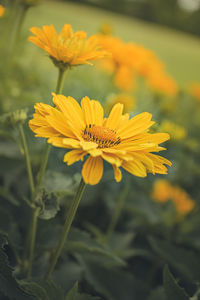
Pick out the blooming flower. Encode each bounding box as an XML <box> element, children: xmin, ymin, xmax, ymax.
<box><xmin>152</xmin><ymin>179</ymin><xmax>195</xmax><ymax>216</ymax></box>
<box><xmin>29</xmin><ymin>94</ymin><xmax>171</xmax><ymax>185</ymax></box>
<box><xmin>0</xmin><ymin>5</ymin><xmax>5</xmax><ymax>17</ymax></box>
<box><xmin>28</xmin><ymin>24</ymin><xmax>108</xmax><ymax>69</ymax></box>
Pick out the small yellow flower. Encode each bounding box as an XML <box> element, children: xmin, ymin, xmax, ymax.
<box><xmin>29</xmin><ymin>94</ymin><xmax>171</xmax><ymax>185</ymax></box>
<box><xmin>152</xmin><ymin>179</ymin><xmax>195</xmax><ymax>216</ymax></box>
<box><xmin>105</xmin><ymin>93</ymin><xmax>135</xmax><ymax>114</ymax></box>
<box><xmin>152</xmin><ymin>179</ymin><xmax>172</xmax><ymax>203</ymax></box>
<box><xmin>147</xmin><ymin>72</ymin><xmax>178</xmax><ymax>97</ymax></box>
<box><xmin>0</xmin><ymin>5</ymin><xmax>5</xmax><ymax>17</ymax></box>
<box><xmin>28</xmin><ymin>24</ymin><xmax>108</xmax><ymax>69</ymax></box>
<box><xmin>160</xmin><ymin>120</ymin><xmax>187</xmax><ymax>141</ymax></box>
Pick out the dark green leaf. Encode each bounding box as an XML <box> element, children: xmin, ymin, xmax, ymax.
<box><xmin>163</xmin><ymin>265</ymin><xmax>189</xmax><ymax>300</ymax></box>
<box><xmin>0</xmin><ymin>233</ymin><xmax>35</xmax><ymax>300</ymax></box>
<box><xmin>65</xmin><ymin>282</ymin><xmax>78</xmax><ymax>300</ymax></box>
<box><xmin>149</xmin><ymin>236</ymin><xmax>200</xmax><ymax>281</ymax></box>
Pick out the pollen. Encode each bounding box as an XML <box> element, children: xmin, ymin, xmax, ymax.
<box><xmin>82</xmin><ymin>124</ymin><xmax>121</xmax><ymax>148</ymax></box>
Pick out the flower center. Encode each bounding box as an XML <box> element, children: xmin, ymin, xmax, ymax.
<box><xmin>82</xmin><ymin>124</ymin><xmax>121</xmax><ymax>148</ymax></box>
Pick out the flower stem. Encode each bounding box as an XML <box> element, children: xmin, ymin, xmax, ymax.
<box><xmin>27</xmin><ymin>207</ymin><xmax>40</xmax><ymax>278</ymax></box>
<box><xmin>105</xmin><ymin>180</ymin><xmax>130</xmax><ymax>242</ymax></box>
<box><xmin>19</xmin><ymin>124</ymin><xmax>35</xmax><ymax>196</ymax></box>
<box><xmin>45</xmin><ymin>178</ymin><xmax>86</xmax><ymax>280</ymax></box>
<box><xmin>36</xmin><ymin>67</ymin><xmax>67</xmax><ymax>189</ymax></box>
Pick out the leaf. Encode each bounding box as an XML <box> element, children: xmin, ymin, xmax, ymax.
<box><xmin>67</xmin><ymin>228</ymin><xmax>126</xmax><ymax>267</ymax></box>
<box><xmin>65</xmin><ymin>282</ymin><xmax>78</xmax><ymax>300</ymax></box>
<box><xmin>149</xmin><ymin>236</ymin><xmax>200</xmax><ymax>281</ymax></box>
<box><xmin>163</xmin><ymin>265</ymin><xmax>189</xmax><ymax>300</ymax></box>
<box><xmin>0</xmin><ymin>233</ymin><xmax>36</xmax><ymax>300</ymax></box>
<box><xmin>147</xmin><ymin>286</ymin><xmax>166</xmax><ymax>300</ymax></box>
<box><xmin>37</xmin><ymin>189</ymin><xmax>60</xmax><ymax>220</ymax></box>
<box><xmin>21</xmin><ymin>281</ymin><xmax>49</xmax><ymax>300</ymax></box>
<box><xmin>76</xmin><ymin>254</ymin><xmax>148</xmax><ymax>300</ymax></box>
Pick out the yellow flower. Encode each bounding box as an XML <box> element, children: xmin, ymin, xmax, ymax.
<box><xmin>105</xmin><ymin>93</ymin><xmax>135</xmax><ymax>114</ymax></box>
<box><xmin>160</xmin><ymin>120</ymin><xmax>187</xmax><ymax>141</ymax></box>
<box><xmin>152</xmin><ymin>180</ymin><xmax>195</xmax><ymax>216</ymax></box>
<box><xmin>152</xmin><ymin>179</ymin><xmax>172</xmax><ymax>203</ymax></box>
<box><xmin>147</xmin><ymin>72</ymin><xmax>178</xmax><ymax>97</ymax></box>
<box><xmin>0</xmin><ymin>5</ymin><xmax>5</xmax><ymax>17</ymax></box>
<box><xmin>172</xmin><ymin>186</ymin><xmax>195</xmax><ymax>216</ymax></box>
<box><xmin>29</xmin><ymin>94</ymin><xmax>171</xmax><ymax>185</ymax></box>
<box><xmin>28</xmin><ymin>24</ymin><xmax>108</xmax><ymax>69</ymax></box>
<box><xmin>189</xmin><ymin>82</ymin><xmax>200</xmax><ymax>101</ymax></box>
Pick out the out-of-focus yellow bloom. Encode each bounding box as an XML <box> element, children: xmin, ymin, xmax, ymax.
<box><xmin>28</xmin><ymin>24</ymin><xmax>108</xmax><ymax>70</ymax></box>
<box><xmin>99</xmin><ymin>23</ymin><xmax>113</xmax><ymax>35</ymax></box>
<box><xmin>98</xmin><ymin>34</ymin><xmax>178</xmax><ymax>95</ymax></box>
<box><xmin>152</xmin><ymin>179</ymin><xmax>172</xmax><ymax>203</ymax></box>
<box><xmin>105</xmin><ymin>93</ymin><xmax>136</xmax><ymax>114</ymax></box>
<box><xmin>29</xmin><ymin>93</ymin><xmax>171</xmax><ymax>185</ymax></box>
<box><xmin>147</xmin><ymin>72</ymin><xmax>178</xmax><ymax>97</ymax></box>
<box><xmin>173</xmin><ymin>186</ymin><xmax>195</xmax><ymax>215</ymax></box>
<box><xmin>0</xmin><ymin>5</ymin><xmax>5</xmax><ymax>17</ymax></box>
<box><xmin>189</xmin><ymin>82</ymin><xmax>200</xmax><ymax>101</ymax></box>
<box><xmin>160</xmin><ymin>120</ymin><xmax>187</xmax><ymax>141</ymax></box>
<box><xmin>152</xmin><ymin>179</ymin><xmax>195</xmax><ymax>216</ymax></box>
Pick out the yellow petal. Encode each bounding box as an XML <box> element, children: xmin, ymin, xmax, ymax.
<box><xmin>122</xmin><ymin>160</ymin><xmax>147</xmax><ymax>177</ymax></box>
<box><xmin>104</xmin><ymin>103</ymin><xmax>123</xmax><ymax>131</ymax></box>
<box><xmin>81</xmin><ymin>96</ymin><xmax>104</xmax><ymax>126</ymax></box>
<box><xmin>62</xmin><ymin>138</ymin><xmax>80</xmax><ymax>148</ymax></box>
<box><xmin>80</xmin><ymin>140</ymin><xmax>98</xmax><ymax>150</ymax></box>
<box><xmin>82</xmin><ymin>156</ymin><xmax>103</xmax><ymax>185</ymax></box>
<box><xmin>63</xmin><ymin>150</ymin><xmax>86</xmax><ymax>165</ymax></box>
<box><xmin>102</xmin><ymin>152</ymin><xmax>121</xmax><ymax>167</ymax></box>
<box><xmin>112</xmin><ymin>165</ymin><xmax>122</xmax><ymax>182</ymax></box>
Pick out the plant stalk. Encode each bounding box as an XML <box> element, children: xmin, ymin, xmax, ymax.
<box><xmin>45</xmin><ymin>178</ymin><xmax>86</xmax><ymax>280</ymax></box>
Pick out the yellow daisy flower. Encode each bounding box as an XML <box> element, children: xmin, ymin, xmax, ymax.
<box><xmin>29</xmin><ymin>94</ymin><xmax>171</xmax><ymax>185</ymax></box>
<box><xmin>28</xmin><ymin>24</ymin><xmax>108</xmax><ymax>69</ymax></box>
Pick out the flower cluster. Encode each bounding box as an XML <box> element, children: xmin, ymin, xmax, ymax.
<box><xmin>29</xmin><ymin>94</ymin><xmax>171</xmax><ymax>185</ymax></box>
<box><xmin>28</xmin><ymin>24</ymin><xmax>108</xmax><ymax>70</ymax></box>
<box><xmin>152</xmin><ymin>179</ymin><xmax>195</xmax><ymax>216</ymax></box>
<box><xmin>97</xmin><ymin>34</ymin><xmax>178</xmax><ymax>96</ymax></box>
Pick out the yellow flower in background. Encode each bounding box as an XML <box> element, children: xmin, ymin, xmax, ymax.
<box><xmin>173</xmin><ymin>186</ymin><xmax>195</xmax><ymax>216</ymax></box>
<box><xmin>114</xmin><ymin>66</ymin><xmax>137</xmax><ymax>91</ymax></box>
<box><xmin>105</xmin><ymin>93</ymin><xmax>136</xmax><ymax>114</ymax></box>
<box><xmin>160</xmin><ymin>120</ymin><xmax>187</xmax><ymax>141</ymax></box>
<box><xmin>152</xmin><ymin>179</ymin><xmax>172</xmax><ymax>203</ymax></box>
<box><xmin>147</xmin><ymin>72</ymin><xmax>178</xmax><ymax>97</ymax></box>
<box><xmin>152</xmin><ymin>180</ymin><xmax>195</xmax><ymax>216</ymax></box>
<box><xmin>0</xmin><ymin>5</ymin><xmax>5</xmax><ymax>17</ymax></box>
<box><xmin>189</xmin><ymin>82</ymin><xmax>200</xmax><ymax>101</ymax></box>
<box><xmin>28</xmin><ymin>24</ymin><xmax>108</xmax><ymax>69</ymax></box>
<box><xmin>29</xmin><ymin>94</ymin><xmax>171</xmax><ymax>185</ymax></box>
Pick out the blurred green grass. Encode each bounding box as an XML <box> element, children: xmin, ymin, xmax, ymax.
<box><xmin>23</xmin><ymin>0</ymin><xmax>200</xmax><ymax>86</ymax></box>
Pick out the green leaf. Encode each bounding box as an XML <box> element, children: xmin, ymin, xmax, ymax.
<box><xmin>37</xmin><ymin>189</ymin><xmax>60</xmax><ymax>220</ymax></box>
<box><xmin>149</xmin><ymin>236</ymin><xmax>200</xmax><ymax>281</ymax></box>
<box><xmin>163</xmin><ymin>265</ymin><xmax>189</xmax><ymax>300</ymax></box>
<box><xmin>0</xmin><ymin>233</ymin><xmax>36</xmax><ymax>300</ymax></box>
<box><xmin>65</xmin><ymin>282</ymin><xmax>78</xmax><ymax>300</ymax></box>
<box><xmin>21</xmin><ymin>282</ymin><xmax>49</xmax><ymax>300</ymax></box>
<box><xmin>67</xmin><ymin>228</ymin><xmax>126</xmax><ymax>267</ymax></box>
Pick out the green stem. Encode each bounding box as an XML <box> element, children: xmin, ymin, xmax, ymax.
<box><xmin>27</xmin><ymin>207</ymin><xmax>40</xmax><ymax>278</ymax></box>
<box><xmin>105</xmin><ymin>180</ymin><xmax>130</xmax><ymax>242</ymax></box>
<box><xmin>36</xmin><ymin>68</ymin><xmax>67</xmax><ymax>189</ymax></box>
<box><xmin>45</xmin><ymin>178</ymin><xmax>86</xmax><ymax>280</ymax></box>
<box><xmin>19</xmin><ymin>124</ymin><xmax>35</xmax><ymax>196</ymax></box>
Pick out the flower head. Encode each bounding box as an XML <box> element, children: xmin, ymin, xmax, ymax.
<box><xmin>152</xmin><ymin>179</ymin><xmax>195</xmax><ymax>216</ymax></box>
<box><xmin>29</xmin><ymin>94</ymin><xmax>171</xmax><ymax>185</ymax></box>
<box><xmin>0</xmin><ymin>5</ymin><xmax>5</xmax><ymax>17</ymax></box>
<box><xmin>28</xmin><ymin>24</ymin><xmax>108</xmax><ymax>69</ymax></box>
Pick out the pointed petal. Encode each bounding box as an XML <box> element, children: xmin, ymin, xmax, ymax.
<box><xmin>104</xmin><ymin>103</ymin><xmax>123</xmax><ymax>131</ymax></box>
<box><xmin>81</xmin><ymin>96</ymin><xmax>104</xmax><ymax>126</ymax></box>
<box><xmin>63</xmin><ymin>150</ymin><xmax>86</xmax><ymax>165</ymax></box>
<box><xmin>112</xmin><ymin>165</ymin><xmax>122</xmax><ymax>182</ymax></box>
